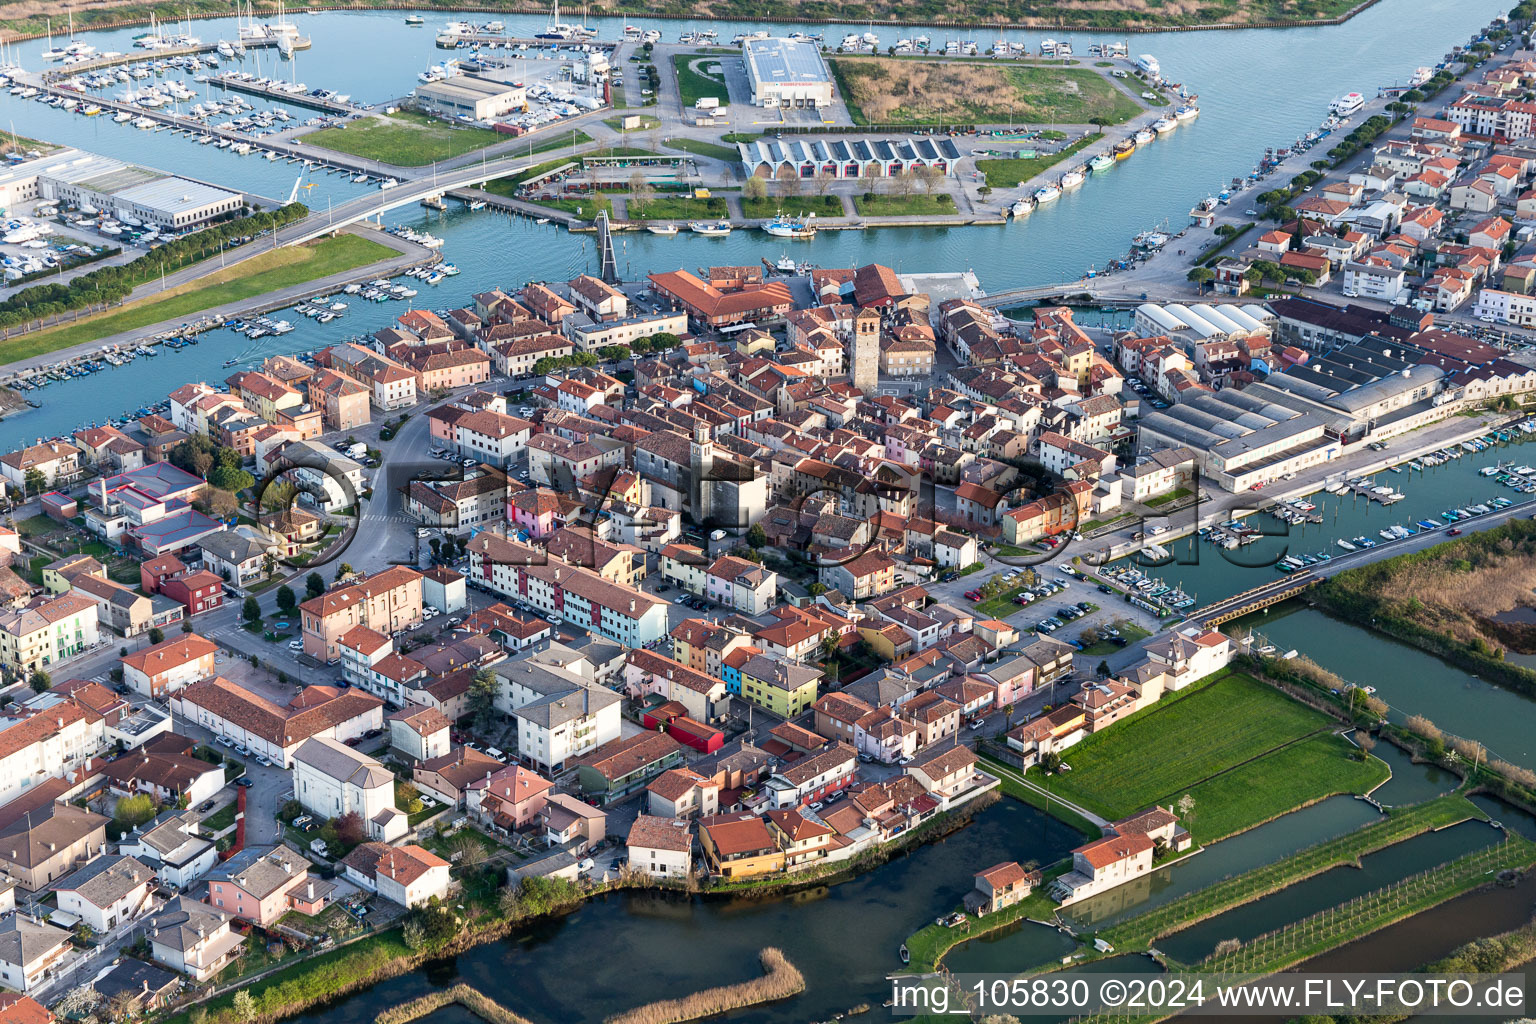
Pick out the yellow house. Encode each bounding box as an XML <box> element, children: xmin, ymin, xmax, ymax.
<box><xmin>735</xmin><ymin>328</ymin><xmax>776</xmax><ymax>357</ymax></box>
<box><xmin>740</xmin><ymin>653</ymin><xmax>821</xmax><ymax>718</ymax></box>
<box><xmin>699</xmin><ymin>812</ymin><xmax>784</xmax><ymax>878</ymax></box>
<box><xmin>43</xmin><ymin>554</ymin><xmax>106</xmax><ymax>597</ymax></box>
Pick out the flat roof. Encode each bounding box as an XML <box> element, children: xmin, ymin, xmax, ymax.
<box><xmin>745</xmin><ymin>37</ymin><xmax>831</xmax><ymax>85</ymax></box>
<box><xmin>417</xmin><ymin>74</ymin><xmax>525</xmax><ymax>101</ymax></box>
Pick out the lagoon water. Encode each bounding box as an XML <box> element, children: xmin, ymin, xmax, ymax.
<box><xmin>0</xmin><ymin>2</ymin><xmax>1528</xmax><ymax>1014</ymax></box>
<box><xmin>0</xmin><ymin>0</ymin><xmax>1509</xmax><ymax>449</ymax></box>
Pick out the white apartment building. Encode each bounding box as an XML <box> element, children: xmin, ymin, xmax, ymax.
<box><xmin>291</xmin><ymin>737</ymin><xmax>407</xmax><ymax>842</ymax></box>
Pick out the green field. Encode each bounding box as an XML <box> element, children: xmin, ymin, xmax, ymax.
<box><xmin>672</xmin><ymin>54</ymin><xmax>730</xmax><ymax>108</ymax></box>
<box><xmin>831</xmin><ymin>58</ymin><xmax>1143</xmax><ymax>126</ymax></box>
<box><xmin>1039</xmin><ymin>672</ymin><xmax>1385</xmax><ymax>842</ymax></box>
<box><xmin>531</xmin><ymin>196</ymin><xmax>613</xmax><ymax>219</ymax></box>
<box><xmin>0</xmin><ymin>234</ymin><xmax>395</xmax><ymax>363</ymax></box>
<box><xmin>975</xmin><ymin>133</ymin><xmax>1101</xmax><ymax>188</ymax></box>
<box><xmin>742</xmin><ymin>195</ymin><xmax>844</xmax><ymax>218</ymax></box>
<box><xmin>628</xmin><ymin>195</ymin><xmax>729</xmax><ymax>219</ymax></box>
<box><xmin>302</xmin><ymin>111</ymin><xmax>503</xmax><ymax>166</ymax></box>
<box><xmin>852</xmin><ymin>193</ymin><xmax>958</xmax><ymax>216</ymax></box>
<box><xmin>663</xmin><ymin>137</ymin><xmax>742</xmax><ymax>162</ymax></box>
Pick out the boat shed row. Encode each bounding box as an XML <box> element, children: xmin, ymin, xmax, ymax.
<box><xmin>737</xmin><ymin>137</ymin><xmax>961</xmax><ymax>180</ymax></box>
<box><xmin>1134</xmin><ymin>302</ymin><xmax>1275</xmax><ymax>341</ymax></box>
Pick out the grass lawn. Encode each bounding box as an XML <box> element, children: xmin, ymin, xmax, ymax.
<box><xmin>200</xmin><ymin>803</ymin><xmax>237</xmax><ymax>832</ymax></box>
<box><xmin>628</xmin><ymin>195</ymin><xmax>729</xmax><ymax>220</ymax></box>
<box><xmin>672</xmin><ymin>54</ymin><xmax>729</xmax><ymax>108</ymax></box>
<box><xmin>3</xmin><ymin>235</ymin><xmax>395</xmax><ymax>363</ymax></box>
<box><xmin>605</xmin><ymin>114</ymin><xmax>660</xmax><ymax>132</ymax></box>
<box><xmin>1036</xmin><ymin>672</ymin><xmax>1377</xmax><ymax>842</ymax></box>
<box><xmin>302</xmin><ymin>111</ymin><xmax>502</xmax><ymax>166</ymax></box>
<box><xmin>975</xmin><ymin>133</ymin><xmax>1101</xmax><ymax>188</ymax></box>
<box><xmin>1145</xmin><ymin>488</ymin><xmax>1192</xmax><ymax>507</ymax></box>
<box><xmin>831</xmin><ymin>58</ymin><xmax>1143</xmax><ymax>125</ymax></box>
<box><xmin>663</xmin><ymin>137</ymin><xmax>741</xmax><ymax>162</ymax></box>
<box><xmin>1178</xmin><ymin>732</ymin><xmax>1386</xmax><ymax>843</ymax></box>
<box><xmin>1078</xmin><ymin>512</ymin><xmax>1134</xmax><ymax>533</ymax></box>
<box><xmin>852</xmin><ymin>193</ymin><xmax>957</xmax><ymax>216</ymax></box>
<box><xmin>975</xmin><ymin>585</ymin><xmax>1035</xmax><ymax>620</ymax></box>
<box><xmin>721</xmin><ymin>132</ymin><xmax>765</xmax><ymax>144</ymax></box>
<box><xmin>529</xmin><ymin>129</ymin><xmax>593</xmax><ymax>156</ymax></box>
<box><xmin>1081</xmin><ymin>622</ymin><xmax>1151</xmax><ymax>655</ymax></box>
<box><xmin>742</xmin><ymin>195</ymin><xmax>844</xmax><ymax>218</ymax></box>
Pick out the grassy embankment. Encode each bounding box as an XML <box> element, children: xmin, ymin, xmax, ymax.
<box><xmin>0</xmin><ymin>234</ymin><xmax>394</xmax><ymax>362</ymax></box>
<box><xmin>830</xmin><ymin>58</ymin><xmax>1142</xmax><ymax>126</ymax></box>
<box><xmin>1314</xmin><ymin>518</ymin><xmax>1536</xmax><ymax>696</ymax></box>
<box><xmin>851</xmin><ymin>193</ymin><xmax>957</xmax><ymax>216</ymax></box>
<box><xmin>741</xmin><ymin>196</ymin><xmax>844</xmax><ymax>218</ymax></box>
<box><xmin>974</xmin><ymin>132</ymin><xmax>1102</xmax><ymax>189</ymax></box>
<box><xmin>1034</xmin><ymin>671</ymin><xmax>1388</xmax><ymax>844</ymax></box>
<box><xmin>301</xmin><ymin>111</ymin><xmax>504</xmax><ymax>166</ymax></box>
<box><xmin>662</xmin><ymin>138</ymin><xmax>741</xmax><ymax>162</ymax></box>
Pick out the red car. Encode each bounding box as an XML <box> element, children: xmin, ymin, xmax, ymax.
<box><xmin>1448</xmin><ymin>528</ymin><xmax>1462</xmax><ymax>535</ymax></box>
<box><xmin>964</xmin><ymin>590</ymin><xmax>982</xmax><ymax>600</ymax></box>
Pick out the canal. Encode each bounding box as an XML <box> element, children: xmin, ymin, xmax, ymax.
<box><xmin>0</xmin><ymin>0</ymin><xmax>1510</xmax><ymax>449</ymax></box>
<box><xmin>1156</xmin><ymin>819</ymin><xmax>1505</xmax><ymax>965</ymax></box>
<box><xmin>282</xmin><ymin>797</ymin><xmax>1081</xmax><ymax>1024</ymax></box>
<box><xmin>1250</xmin><ymin>602</ymin><xmax>1536</xmax><ymax>768</ymax></box>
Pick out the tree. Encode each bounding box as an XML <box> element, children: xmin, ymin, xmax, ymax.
<box><xmin>919</xmin><ymin>165</ymin><xmax>944</xmax><ymax>195</ymax></box>
<box><xmin>1175</xmin><ymin>792</ymin><xmax>1197</xmax><ymax>824</ymax></box>
<box><xmin>272</xmin><ymin>585</ymin><xmax>296</xmax><ymax>618</ymax></box>
<box><xmin>147</xmin><ymin>627</ymin><xmax>164</xmax><ymax>645</ymax></box>
<box><xmin>813</xmin><ymin>168</ymin><xmax>835</xmax><ymax>196</ymax></box>
<box><xmin>242</xmin><ymin>596</ymin><xmax>261</xmax><ymax>624</ymax></box>
<box><xmin>892</xmin><ymin>168</ymin><xmax>917</xmax><ymax>199</ymax></box>
<box><xmin>203</xmin><ymin>487</ymin><xmax>239</xmax><ymax>520</ymax></box>
<box><xmin>1040</xmin><ymin>752</ymin><xmax>1062</xmax><ymax>774</ymax></box>
<box><xmin>746</xmin><ymin>523</ymin><xmax>767</xmax><ymax>548</ymax></box>
<box><xmin>779</xmin><ymin>173</ymin><xmax>803</xmax><ymax>199</ymax></box>
<box><xmin>628</xmin><ymin>169</ymin><xmax>655</xmax><ymax>213</ymax></box>
<box><xmin>1096</xmin><ymin>659</ymin><xmax>1111</xmax><ymax>679</ymax></box>
<box><xmin>743</xmin><ymin>175</ymin><xmax>768</xmax><ymax>201</ymax></box>
<box><xmin>115</xmin><ymin>793</ymin><xmax>157</xmax><ymax>829</ymax></box>
<box><xmin>231</xmin><ymin>991</ymin><xmax>256</xmax><ymax>1021</ymax></box>
<box><xmin>305</xmin><ymin>572</ymin><xmax>325</xmax><ymax>599</ymax></box>
<box><xmin>469</xmin><ymin>668</ymin><xmax>499</xmax><ymax>732</ymax></box>
<box><xmin>396</xmin><ymin>781</ymin><xmax>424</xmax><ymax>814</ymax></box>
<box><xmin>1356</xmin><ymin>732</ymin><xmax>1376</xmax><ymax>759</ymax></box>
<box><xmin>337</xmin><ymin>562</ymin><xmax>355</xmax><ymax>577</ymax></box>
<box><xmin>819</xmin><ymin>633</ymin><xmax>840</xmax><ymax>661</ymax></box>
<box><xmin>448</xmin><ymin>832</ymin><xmax>488</xmax><ymax>867</ymax></box>
<box><xmin>334</xmin><ymin>811</ymin><xmax>366</xmax><ymax>847</ymax></box>
<box><xmin>401</xmin><ymin>917</ymin><xmax>426</xmax><ymax>951</ymax></box>
<box><xmin>207</xmin><ymin>463</ymin><xmax>254</xmax><ymax>493</ymax></box>
<box><xmin>261</xmin><ymin>479</ymin><xmax>299</xmax><ymax>513</ymax></box>
<box><xmin>1186</xmin><ymin>267</ymin><xmax>1215</xmax><ymax>290</ymax></box>
<box><xmin>22</xmin><ymin>468</ymin><xmax>44</xmax><ymax>498</ymax></box>
<box><xmin>28</xmin><ymin>669</ymin><xmax>49</xmax><ymax>694</ymax></box>
<box><xmin>859</xmin><ymin>164</ymin><xmax>881</xmax><ymax>197</ymax></box>
<box><xmin>429</xmin><ymin>538</ymin><xmax>442</xmax><ymax>563</ymax></box>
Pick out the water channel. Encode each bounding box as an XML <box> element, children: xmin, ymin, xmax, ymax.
<box><xmin>1251</xmin><ymin>603</ymin><xmax>1536</xmax><ymax>768</ymax></box>
<box><xmin>0</xmin><ymin>0</ymin><xmax>1510</xmax><ymax>450</ymax></box>
<box><xmin>1</xmin><ymin>1</ymin><xmax>1530</xmax><ymax>1015</ymax></box>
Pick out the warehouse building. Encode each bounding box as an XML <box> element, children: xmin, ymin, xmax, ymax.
<box><xmin>744</xmin><ymin>38</ymin><xmax>834</xmax><ymax>109</ymax></box>
<box><xmin>414</xmin><ymin>74</ymin><xmax>527</xmax><ymax>120</ymax></box>
<box><xmin>0</xmin><ymin>149</ymin><xmax>244</xmax><ymax>230</ymax></box>
<box><xmin>737</xmin><ymin>137</ymin><xmax>959</xmax><ymax>180</ymax></box>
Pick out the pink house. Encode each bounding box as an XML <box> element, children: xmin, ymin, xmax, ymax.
<box><xmin>509</xmin><ymin>488</ymin><xmax>562</xmax><ymax>538</ymax></box>
<box><xmin>204</xmin><ymin>845</ymin><xmax>334</xmax><ymax>926</ymax></box>
<box><xmin>467</xmin><ymin>765</ymin><xmax>553</xmax><ymax>830</ymax></box>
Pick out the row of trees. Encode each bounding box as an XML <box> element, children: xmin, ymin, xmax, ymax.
<box><xmin>0</xmin><ymin>203</ymin><xmax>309</xmax><ymax>331</ymax></box>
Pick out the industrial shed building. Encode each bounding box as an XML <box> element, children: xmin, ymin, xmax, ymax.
<box><xmin>737</xmin><ymin>137</ymin><xmax>959</xmax><ymax>179</ymax></box>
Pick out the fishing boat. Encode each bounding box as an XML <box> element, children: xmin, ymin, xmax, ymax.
<box><xmin>1033</xmin><ymin>183</ymin><xmax>1061</xmax><ymax>204</ymax></box>
<box><xmin>1174</xmin><ymin>103</ymin><xmax>1199</xmax><ymax>121</ymax></box>
<box><xmin>690</xmin><ymin>220</ymin><xmax>732</xmax><ymax>236</ymax></box>
<box><xmin>1112</xmin><ymin>138</ymin><xmax>1136</xmax><ymax>160</ymax></box>
<box><xmin>762</xmin><ymin>212</ymin><xmax>816</xmax><ymax>239</ymax></box>
<box><xmin>1152</xmin><ymin>116</ymin><xmax>1177</xmax><ymax>133</ymax></box>
<box><xmin>1134</xmin><ymin>127</ymin><xmax>1156</xmax><ymax>146</ymax></box>
<box><xmin>1009</xmin><ymin>197</ymin><xmax>1034</xmax><ymax>218</ymax></box>
<box><xmin>1059</xmin><ymin>167</ymin><xmax>1086</xmax><ymax>190</ymax></box>
<box><xmin>405</xmin><ymin>14</ymin><xmax>425</xmax><ymax>24</ymax></box>
<box><xmin>1089</xmin><ymin>152</ymin><xmax>1115</xmax><ymax>173</ymax></box>
<box><xmin>646</xmin><ymin>223</ymin><xmax>679</xmax><ymax>236</ymax></box>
